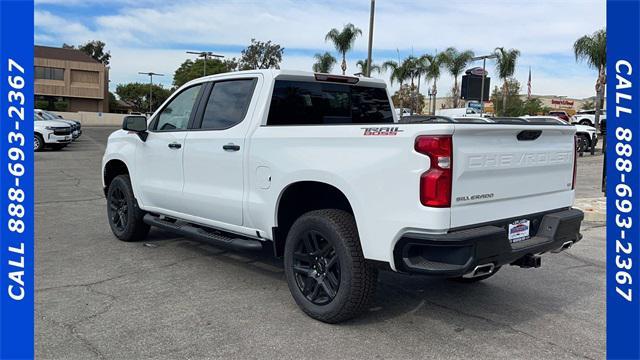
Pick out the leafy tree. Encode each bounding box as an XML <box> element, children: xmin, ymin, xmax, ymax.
<box><xmin>312</xmin><ymin>52</ymin><xmax>337</xmax><ymax>73</ymax></box>
<box><xmin>382</xmin><ymin>60</ymin><xmax>409</xmax><ymax>109</ymax></box>
<box><xmin>392</xmin><ymin>84</ymin><xmax>425</xmax><ymax>114</ymax></box>
<box><xmin>420</xmin><ymin>52</ymin><xmax>445</xmax><ymax>115</ymax></box>
<box><xmin>441</xmin><ymin>47</ymin><xmax>474</xmax><ymax>108</ymax></box>
<box><xmin>581</xmin><ymin>99</ymin><xmax>595</xmax><ymax>110</ymax></box>
<box><xmin>115</xmin><ymin>82</ymin><xmax>171</xmax><ymax>113</ymax></box>
<box><xmin>356</xmin><ymin>59</ymin><xmax>380</xmax><ymax>76</ymax></box>
<box><xmin>574</xmin><ymin>29</ymin><xmax>606</xmax><ymax>132</ymax></box>
<box><xmin>494</xmin><ymin>47</ymin><xmax>521</xmax><ymax>116</ymax></box>
<box><xmin>108</xmin><ymin>91</ymin><xmax>119</xmax><ymax>112</ymax></box>
<box><xmin>490</xmin><ymin>78</ymin><xmax>523</xmax><ymax>116</ymax></box>
<box><xmin>79</xmin><ymin>40</ymin><xmax>111</xmax><ymax>65</ymax></box>
<box><xmin>173</xmin><ymin>58</ymin><xmax>229</xmax><ymax>87</ymax></box>
<box><xmin>521</xmin><ymin>97</ymin><xmax>546</xmax><ymax>115</ymax></box>
<box><xmin>230</xmin><ymin>39</ymin><xmax>284</xmax><ymax>70</ymax></box>
<box><xmin>325</xmin><ymin>23</ymin><xmax>362</xmax><ymax>75</ymax></box>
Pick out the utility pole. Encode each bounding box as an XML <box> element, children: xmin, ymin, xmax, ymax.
<box><xmin>366</xmin><ymin>0</ymin><xmax>375</xmax><ymax>77</ymax></box>
<box><xmin>186</xmin><ymin>51</ymin><xmax>225</xmax><ymax>76</ymax></box>
<box><xmin>138</xmin><ymin>72</ymin><xmax>164</xmax><ymax>114</ymax></box>
<box><xmin>471</xmin><ymin>54</ymin><xmax>497</xmax><ymax>114</ymax></box>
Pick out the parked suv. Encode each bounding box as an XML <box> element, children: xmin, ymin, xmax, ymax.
<box><xmin>35</xmin><ymin>109</ymin><xmax>81</xmax><ymax>140</ymax></box>
<box><xmin>571</xmin><ymin>109</ymin><xmax>606</xmax><ymax>128</ymax></box>
<box><xmin>102</xmin><ymin>70</ymin><xmax>584</xmax><ymax>322</ymax></box>
<box><xmin>34</xmin><ymin>113</ymin><xmax>72</xmax><ymax>151</ymax></box>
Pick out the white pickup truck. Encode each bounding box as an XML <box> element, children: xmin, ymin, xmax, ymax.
<box><xmin>102</xmin><ymin>70</ymin><xmax>584</xmax><ymax>323</ymax></box>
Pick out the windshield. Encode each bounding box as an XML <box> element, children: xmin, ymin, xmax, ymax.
<box><xmin>38</xmin><ymin>111</ymin><xmax>58</xmax><ymax>120</ymax></box>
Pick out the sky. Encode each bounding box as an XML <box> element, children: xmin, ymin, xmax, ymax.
<box><xmin>34</xmin><ymin>0</ymin><xmax>605</xmax><ymax>99</ymax></box>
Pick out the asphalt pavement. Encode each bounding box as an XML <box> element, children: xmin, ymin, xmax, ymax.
<box><xmin>36</xmin><ymin>127</ymin><xmax>606</xmax><ymax>360</ymax></box>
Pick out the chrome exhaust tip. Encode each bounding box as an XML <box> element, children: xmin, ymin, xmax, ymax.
<box><xmin>551</xmin><ymin>241</ymin><xmax>574</xmax><ymax>253</ymax></box>
<box><xmin>462</xmin><ymin>263</ymin><xmax>495</xmax><ymax>278</ymax></box>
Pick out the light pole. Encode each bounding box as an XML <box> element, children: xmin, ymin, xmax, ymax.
<box><xmin>186</xmin><ymin>51</ymin><xmax>225</xmax><ymax>76</ymax></box>
<box><xmin>366</xmin><ymin>0</ymin><xmax>375</xmax><ymax>77</ymax></box>
<box><xmin>138</xmin><ymin>72</ymin><xmax>164</xmax><ymax>114</ymax></box>
<box><xmin>471</xmin><ymin>54</ymin><xmax>497</xmax><ymax>114</ymax></box>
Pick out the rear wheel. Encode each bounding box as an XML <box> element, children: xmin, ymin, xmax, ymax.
<box><xmin>107</xmin><ymin>174</ymin><xmax>150</xmax><ymax>242</ymax></box>
<box><xmin>576</xmin><ymin>134</ymin><xmax>590</xmax><ymax>153</ymax></box>
<box><xmin>284</xmin><ymin>209</ymin><xmax>378</xmax><ymax>323</ymax></box>
<box><xmin>34</xmin><ymin>134</ymin><xmax>44</xmax><ymax>152</ymax></box>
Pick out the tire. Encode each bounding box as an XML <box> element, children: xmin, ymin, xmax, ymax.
<box><xmin>284</xmin><ymin>209</ymin><xmax>378</xmax><ymax>323</ymax></box>
<box><xmin>576</xmin><ymin>134</ymin><xmax>590</xmax><ymax>153</ymax></box>
<box><xmin>107</xmin><ymin>174</ymin><xmax>150</xmax><ymax>242</ymax></box>
<box><xmin>579</xmin><ymin>119</ymin><xmax>592</xmax><ymax>126</ymax></box>
<box><xmin>449</xmin><ymin>266</ymin><xmax>501</xmax><ymax>283</ymax></box>
<box><xmin>34</xmin><ymin>134</ymin><xmax>44</xmax><ymax>152</ymax></box>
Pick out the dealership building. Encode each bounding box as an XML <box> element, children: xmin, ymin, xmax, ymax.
<box><xmin>34</xmin><ymin>45</ymin><xmax>109</xmax><ymax>112</ymax></box>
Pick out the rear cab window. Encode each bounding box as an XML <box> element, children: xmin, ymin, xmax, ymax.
<box><xmin>266</xmin><ymin>80</ymin><xmax>393</xmax><ymax>125</ymax></box>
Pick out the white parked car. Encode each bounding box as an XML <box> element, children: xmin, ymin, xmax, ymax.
<box><xmin>436</xmin><ymin>107</ymin><xmax>482</xmax><ymax>117</ymax></box>
<box><xmin>34</xmin><ymin>113</ymin><xmax>73</xmax><ymax>151</ymax></box>
<box><xmin>102</xmin><ymin>70</ymin><xmax>584</xmax><ymax>323</ymax></box>
<box><xmin>523</xmin><ymin>115</ymin><xmax>598</xmax><ymax>152</ymax></box>
<box><xmin>571</xmin><ymin>109</ymin><xmax>606</xmax><ymax>128</ymax></box>
<box><xmin>35</xmin><ymin>109</ymin><xmax>81</xmax><ymax>140</ymax></box>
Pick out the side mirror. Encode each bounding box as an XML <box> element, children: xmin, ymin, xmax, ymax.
<box><xmin>122</xmin><ymin>115</ymin><xmax>148</xmax><ymax>141</ymax></box>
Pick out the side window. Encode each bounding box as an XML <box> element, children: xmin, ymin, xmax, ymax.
<box><xmin>200</xmin><ymin>79</ymin><xmax>256</xmax><ymax>130</ymax></box>
<box><xmin>153</xmin><ymin>84</ymin><xmax>202</xmax><ymax>131</ymax></box>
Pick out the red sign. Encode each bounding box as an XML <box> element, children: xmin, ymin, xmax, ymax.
<box><xmin>551</xmin><ymin>99</ymin><xmax>574</xmax><ymax>106</ymax></box>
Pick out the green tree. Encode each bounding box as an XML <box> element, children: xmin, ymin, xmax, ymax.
<box><xmin>420</xmin><ymin>52</ymin><xmax>445</xmax><ymax>115</ymax></box>
<box><xmin>493</xmin><ymin>47</ymin><xmax>521</xmax><ymax>116</ymax></box>
<box><xmin>382</xmin><ymin>60</ymin><xmax>409</xmax><ymax>110</ymax></box>
<box><xmin>490</xmin><ymin>78</ymin><xmax>523</xmax><ymax>116</ymax></box>
<box><xmin>234</xmin><ymin>39</ymin><xmax>284</xmax><ymax>70</ymax></box>
<box><xmin>521</xmin><ymin>97</ymin><xmax>545</xmax><ymax>115</ymax></box>
<box><xmin>80</xmin><ymin>41</ymin><xmax>111</xmax><ymax>65</ymax></box>
<box><xmin>392</xmin><ymin>84</ymin><xmax>425</xmax><ymax>114</ymax></box>
<box><xmin>115</xmin><ymin>82</ymin><xmax>171</xmax><ymax>113</ymax></box>
<box><xmin>574</xmin><ymin>29</ymin><xmax>606</xmax><ymax>131</ymax></box>
<box><xmin>312</xmin><ymin>52</ymin><xmax>337</xmax><ymax>73</ymax></box>
<box><xmin>581</xmin><ymin>99</ymin><xmax>595</xmax><ymax>110</ymax></box>
<box><xmin>441</xmin><ymin>47</ymin><xmax>474</xmax><ymax>108</ymax></box>
<box><xmin>173</xmin><ymin>58</ymin><xmax>229</xmax><ymax>87</ymax></box>
<box><xmin>356</xmin><ymin>58</ymin><xmax>380</xmax><ymax>76</ymax></box>
<box><xmin>325</xmin><ymin>23</ymin><xmax>362</xmax><ymax>75</ymax></box>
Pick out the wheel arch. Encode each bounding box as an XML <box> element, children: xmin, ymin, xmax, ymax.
<box><xmin>272</xmin><ymin>181</ymin><xmax>356</xmax><ymax>257</ymax></box>
<box><xmin>103</xmin><ymin>159</ymin><xmax>130</xmax><ymax>196</ymax></box>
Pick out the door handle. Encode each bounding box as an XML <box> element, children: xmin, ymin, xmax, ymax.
<box><xmin>223</xmin><ymin>143</ymin><xmax>240</xmax><ymax>151</ymax></box>
<box><xmin>168</xmin><ymin>142</ymin><xmax>182</xmax><ymax>149</ymax></box>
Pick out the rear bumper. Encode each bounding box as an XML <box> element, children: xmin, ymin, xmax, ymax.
<box><xmin>393</xmin><ymin>208</ymin><xmax>584</xmax><ymax>276</ymax></box>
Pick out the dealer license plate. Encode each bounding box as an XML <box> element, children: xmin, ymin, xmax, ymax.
<box><xmin>508</xmin><ymin>219</ymin><xmax>531</xmax><ymax>243</ymax></box>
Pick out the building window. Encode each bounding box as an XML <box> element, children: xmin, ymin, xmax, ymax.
<box><xmin>35</xmin><ymin>66</ymin><xmax>64</xmax><ymax>81</ymax></box>
<box><xmin>70</xmin><ymin>69</ymin><xmax>99</xmax><ymax>84</ymax></box>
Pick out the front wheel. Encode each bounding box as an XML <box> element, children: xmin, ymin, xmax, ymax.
<box><xmin>34</xmin><ymin>134</ymin><xmax>44</xmax><ymax>152</ymax></box>
<box><xmin>107</xmin><ymin>174</ymin><xmax>150</xmax><ymax>242</ymax></box>
<box><xmin>576</xmin><ymin>134</ymin><xmax>590</xmax><ymax>153</ymax></box>
<box><xmin>284</xmin><ymin>209</ymin><xmax>378</xmax><ymax>323</ymax></box>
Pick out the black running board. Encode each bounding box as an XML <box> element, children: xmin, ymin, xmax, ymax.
<box><xmin>143</xmin><ymin>214</ymin><xmax>263</xmax><ymax>251</ymax></box>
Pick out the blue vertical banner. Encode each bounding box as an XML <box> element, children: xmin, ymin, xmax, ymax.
<box><xmin>0</xmin><ymin>0</ymin><xmax>34</xmax><ymax>359</ymax></box>
<box><xmin>607</xmin><ymin>0</ymin><xmax>640</xmax><ymax>359</ymax></box>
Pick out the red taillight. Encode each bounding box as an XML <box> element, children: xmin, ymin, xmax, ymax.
<box><xmin>415</xmin><ymin>135</ymin><xmax>452</xmax><ymax>207</ymax></box>
<box><xmin>572</xmin><ymin>135</ymin><xmax>578</xmax><ymax>190</ymax></box>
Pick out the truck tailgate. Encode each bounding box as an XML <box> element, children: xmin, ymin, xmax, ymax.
<box><xmin>450</xmin><ymin>124</ymin><xmax>576</xmax><ymax>228</ymax></box>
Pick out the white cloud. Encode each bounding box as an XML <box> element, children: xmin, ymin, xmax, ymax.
<box><xmin>35</xmin><ymin>0</ymin><xmax>605</xmax><ymax>98</ymax></box>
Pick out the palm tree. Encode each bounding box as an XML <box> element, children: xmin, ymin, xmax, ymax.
<box><xmin>356</xmin><ymin>59</ymin><xmax>381</xmax><ymax>76</ymax></box>
<box><xmin>312</xmin><ymin>52</ymin><xmax>337</xmax><ymax>73</ymax></box>
<box><xmin>325</xmin><ymin>23</ymin><xmax>362</xmax><ymax>75</ymax></box>
<box><xmin>421</xmin><ymin>52</ymin><xmax>444</xmax><ymax>115</ymax></box>
<box><xmin>382</xmin><ymin>60</ymin><xmax>409</xmax><ymax>110</ymax></box>
<box><xmin>441</xmin><ymin>47</ymin><xmax>475</xmax><ymax>108</ymax></box>
<box><xmin>493</xmin><ymin>47</ymin><xmax>521</xmax><ymax>116</ymax></box>
<box><xmin>574</xmin><ymin>29</ymin><xmax>606</xmax><ymax>136</ymax></box>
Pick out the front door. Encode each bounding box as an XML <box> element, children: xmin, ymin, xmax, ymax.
<box><xmin>135</xmin><ymin>84</ymin><xmax>203</xmax><ymax>213</ymax></box>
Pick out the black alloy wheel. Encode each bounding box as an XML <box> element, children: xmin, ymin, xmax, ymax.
<box><xmin>109</xmin><ymin>186</ymin><xmax>128</xmax><ymax>232</ymax></box>
<box><xmin>292</xmin><ymin>230</ymin><xmax>341</xmax><ymax>305</ymax></box>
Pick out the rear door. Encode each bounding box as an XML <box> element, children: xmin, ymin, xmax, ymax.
<box><xmin>450</xmin><ymin>124</ymin><xmax>576</xmax><ymax>228</ymax></box>
<box><xmin>181</xmin><ymin>76</ymin><xmax>260</xmax><ymax>226</ymax></box>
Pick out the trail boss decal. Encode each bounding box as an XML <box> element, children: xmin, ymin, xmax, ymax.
<box><xmin>362</xmin><ymin>127</ymin><xmax>404</xmax><ymax>136</ymax></box>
